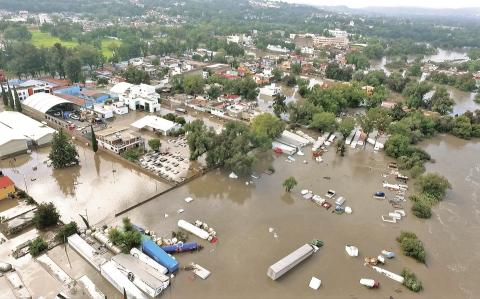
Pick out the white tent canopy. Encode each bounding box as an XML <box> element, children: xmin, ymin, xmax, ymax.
<box><xmin>23</xmin><ymin>93</ymin><xmax>70</xmax><ymax>114</ymax></box>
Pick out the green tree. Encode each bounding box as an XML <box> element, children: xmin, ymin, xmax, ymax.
<box><xmin>396</xmin><ymin>231</ymin><xmax>426</xmax><ymax>263</ymax></box>
<box><xmin>310</xmin><ymin>112</ymin><xmax>337</xmax><ymax>132</ymax></box>
<box><xmin>29</xmin><ymin>237</ymin><xmax>48</xmax><ymax>257</ymax></box>
<box><xmin>207</xmin><ymin>85</ymin><xmax>222</xmax><ymax>99</ymax></box>
<box><xmin>429</xmin><ymin>87</ymin><xmax>454</xmax><ymax>115</ymax></box>
<box><xmin>452</xmin><ymin>115</ymin><xmax>472</xmax><ymax>139</ymax></box>
<box><xmin>4</xmin><ymin>25</ymin><xmax>32</xmax><ymax>41</ymax></box>
<box><xmin>339</xmin><ymin>117</ymin><xmax>355</xmax><ymax>138</ymax></box>
<box><xmin>416</xmin><ymin>173</ymin><xmax>451</xmax><ymax>200</ymax></box>
<box><xmin>346</xmin><ymin>52</ymin><xmax>370</xmax><ymax>70</ymax></box>
<box><xmin>411</xmin><ymin>199</ymin><xmax>432</xmax><ymax>219</ymax></box>
<box><xmin>385</xmin><ymin>134</ymin><xmax>411</xmax><ymax>158</ymax></box>
<box><xmin>272</xmin><ymin>68</ymin><xmax>283</xmax><ymax>82</ymax></box>
<box><xmin>76</xmin><ymin>44</ymin><xmax>103</xmax><ymax>69</ymax></box>
<box><xmin>1</xmin><ymin>84</ymin><xmax>8</xmax><ymax>107</ymax></box>
<box><xmin>121</xmin><ymin>148</ymin><xmax>142</xmax><ymax>161</ymax></box>
<box><xmin>148</xmin><ymin>138</ymin><xmax>161</xmax><ymax>151</ymax></box>
<box><xmin>49</xmin><ymin>129</ymin><xmax>79</xmax><ymax>168</ymax></box>
<box><xmin>123</xmin><ymin>66</ymin><xmax>150</xmax><ymax>84</ymax></box>
<box><xmin>7</xmin><ymin>84</ymin><xmax>15</xmax><ymax>109</ymax></box>
<box><xmin>402</xmin><ymin>268</ymin><xmax>423</xmax><ymax>292</ymax></box>
<box><xmin>250</xmin><ymin>113</ymin><xmax>285</xmax><ymax>141</ymax></box>
<box><xmin>291</xmin><ymin>63</ymin><xmax>302</xmax><ymax>75</ymax></box>
<box><xmin>64</xmin><ymin>56</ymin><xmax>83</xmax><ymax>83</ymax></box>
<box><xmin>108</xmin><ymin>217</ymin><xmax>142</xmax><ymax>253</ymax></box>
<box><xmin>367</xmin><ymin>107</ymin><xmax>392</xmax><ymax>132</ymax></box>
<box><xmin>283</xmin><ymin>176</ymin><xmax>297</xmax><ymax>192</ymax></box>
<box><xmin>33</xmin><ymin>202</ymin><xmax>60</xmax><ymax>229</ymax></box>
<box><xmin>90</xmin><ymin>126</ymin><xmax>98</xmax><ymax>153</ymax></box>
<box><xmin>55</xmin><ymin>222</ymin><xmax>78</xmax><ymax>243</ymax></box>
<box><xmin>336</xmin><ymin>139</ymin><xmax>346</xmax><ymax>156</ymax></box>
<box><xmin>272</xmin><ymin>93</ymin><xmax>287</xmax><ymax>117</ymax></box>
<box><xmin>183</xmin><ymin>75</ymin><xmax>205</xmax><ymax>95</ymax></box>
<box><xmin>387</xmin><ymin>72</ymin><xmax>409</xmax><ymax>93</ymax></box>
<box><xmin>13</xmin><ymin>86</ymin><xmax>22</xmax><ymax>112</ymax></box>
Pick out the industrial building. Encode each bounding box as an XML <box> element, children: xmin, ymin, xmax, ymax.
<box><xmin>0</xmin><ymin>123</ymin><xmax>29</xmax><ymax>159</ymax></box>
<box><xmin>0</xmin><ymin>111</ymin><xmax>56</xmax><ymax>147</ymax></box>
<box><xmin>131</xmin><ymin>115</ymin><xmax>181</xmax><ymax>136</ymax></box>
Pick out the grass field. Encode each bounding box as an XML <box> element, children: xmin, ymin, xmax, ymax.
<box><xmin>100</xmin><ymin>38</ymin><xmax>122</xmax><ymax>58</ymax></box>
<box><xmin>30</xmin><ymin>31</ymin><xmax>121</xmax><ymax>59</ymax></box>
<box><xmin>31</xmin><ymin>31</ymin><xmax>78</xmax><ymax>48</ymax></box>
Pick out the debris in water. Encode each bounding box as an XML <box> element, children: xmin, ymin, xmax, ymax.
<box><xmin>268</xmin><ymin>227</ymin><xmax>274</xmax><ymax>233</ymax></box>
<box><xmin>273</xmin><ymin>233</ymin><xmax>278</xmax><ymax>238</ymax></box>
<box><xmin>164</xmin><ymin>213</ymin><xmax>169</xmax><ymax>218</ymax></box>
<box><xmin>309</xmin><ymin>277</ymin><xmax>321</xmax><ymax>290</ymax></box>
<box><xmin>184</xmin><ymin>197</ymin><xmax>194</xmax><ymax>203</ymax></box>
<box><xmin>177</xmin><ymin>209</ymin><xmax>184</xmax><ymax>214</ymax></box>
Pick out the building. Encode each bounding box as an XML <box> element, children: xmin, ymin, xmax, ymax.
<box><xmin>267</xmin><ymin>45</ymin><xmax>289</xmax><ymax>53</ymax></box>
<box><xmin>0</xmin><ymin>123</ymin><xmax>29</xmax><ymax>158</ymax></box>
<box><xmin>96</xmin><ymin>128</ymin><xmax>144</xmax><ymax>154</ymax></box>
<box><xmin>131</xmin><ymin>115</ymin><xmax>181</xmax><ymax>136</ymax></box>
<box><xmin>313</xmin><ymin>36</ymin><xmax>349</xmax><ymax>49</ymax></box>
<box><xmin>0</xmin><ymin>175</ymin><xmax>15</xmax><ymax>200</ymax></box>
<box><xmin>111</xmin><ymin>83</ymin><xmax>161</xmax><ymax>113</ymax></box>
<box><xmin>0</xmin><ymin>111</ymin><xmax>56</xmax><ymax>146</ymax></box>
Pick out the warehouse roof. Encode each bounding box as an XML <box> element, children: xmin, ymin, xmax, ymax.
<box><xmin>23</xmin><ymin>93</ymin><xmax>70</xmax><ymax>114</ymax></box>
<box><xmin>0</xmin><ymin>111</ymin><xmax>56</xmax><ymax>143</ymax></box>
<box><xmin>0</xmin><ymin>122</ymin><xmax>28</xmax><ymax>146</ymax></box>
<box><xmin>131</xmin><ymin>115</ymin><xmax>179</xmax><ymax>132</ymax></box>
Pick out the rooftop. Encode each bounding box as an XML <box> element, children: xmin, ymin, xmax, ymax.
<box><xmin>0</xmin><ymin>176</ymin><xmax>15</xmax><ymax>189</ymax></box>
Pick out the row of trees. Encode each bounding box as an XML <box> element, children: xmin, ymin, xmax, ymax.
<box><xmin>1</xmin><ymin>83</ymin><xmax>22</xmax><ymax>112</ymax></box>
<box><xmin>427</xmin><ymin>72</ymin><xmax>477</xmax><ymax>92</ymax></box>
<box><xmin>2</xmin><ymin>42</ymin><xmax>103</xmax><ymax>82</ymax></box>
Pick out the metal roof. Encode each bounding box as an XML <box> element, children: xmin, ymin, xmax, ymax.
<box><xmin>23</xmin><ymin>93</ymin><xmax>71</xmax><ymax>113</ymax></box>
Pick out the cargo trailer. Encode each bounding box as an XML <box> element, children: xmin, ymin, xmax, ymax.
<box><xmin>267</xmin><ymin>244</ymin><xmax>318</xmax><ymax>280</ymax></box>
<box><xmin>67</xmin><ymin>234</ymin><xmax>107</xmax><ymax>271</ymax></box>
<box><xmin>141</xmin><ymin>239</ymin><xmax>179</xmax><ymax>273</ymax></box>
<box><xmin>100</xmin><ymin>260</ymin><xmax>147</xmax><ymax>299</ymax></box>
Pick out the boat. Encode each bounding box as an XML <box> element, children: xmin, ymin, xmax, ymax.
<box><xmin>381</xmin><ymin>250</ymin><xmax>395</xmax><ymax>259</ymax></box>
<box><xmin>360</xmin><ymin>278</ymin><xmax>380</xmax><ymax>288</ymax></box>
<box><xmin>371</xmin><ymin>266</ymin><xmax>404</xmax><ymax>284</ymax></box>
<box><xmin>373</xmin><ymin>192</ymin><xmax>386</xmax><ymax>200</ymax></box>
<box><xmin>267</xmin><ymin>244</ymin><xmax>319</xmax><ymax>280</ymax></box>
<box><xmin>345</xmin><ymin>245</ymin><xmax>359</xmax><ymax>257</ymax></box>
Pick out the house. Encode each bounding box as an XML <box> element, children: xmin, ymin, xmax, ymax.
<box><xmin>111</xmin><ymin>83</ymin><xmax>161</xmax><ymax>113</ymax></box>
<box><xmin>131</xmin><ymin>115</ymin><xmax>181</xmax><ymax>136</ymax></box>
<box><xmin>0</xmin><ymin>175</ymin><xmax>15</xmax><ymax>200</ymax></box>
<box><xmin>381</xmin><ymin>101</ymin><xmax>397</xmax><ymax>109</ymax></box>
<box><xmin>96</xmin><ymin>128</ymin><xmax>144</xmax><ymax>154</ymax></box>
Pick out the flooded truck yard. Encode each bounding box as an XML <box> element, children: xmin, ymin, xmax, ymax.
<box><xmin>107</xmin><ymin>138</ymin><xmax>474</xmax><ymax>299</ymax></box>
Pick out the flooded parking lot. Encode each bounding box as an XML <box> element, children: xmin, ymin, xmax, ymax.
<box><xmin>0</xmin><ymin>142</ymin><xmax>170</xmax><ymax>226</ymax></box>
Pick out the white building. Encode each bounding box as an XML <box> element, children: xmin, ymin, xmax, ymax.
<box><xmin>110</xmin><ymin>83</ymin><xmax>161</xmax><ymax>113</ymax></box>
<box><xmin>93</xmin><ymin>105</ymin><xmax>114</xmax><ymax>120</ymax></box>
<box><xmin>301</xmin><ymin>47</ymin><xmax>314</xmax><ymax>55</ymax></box>
<box><xmin>0</xmin><ymin>111</ymin><xmax>56</xmax><ymax>146</ymax></box>
<box><xmin>131</xmin><ymin>115</ymin><xmax>181</xmax><ymax>136</ymax></box>
<box><xmin>267</xmin><ymin>45</ymin><xmax>289</xmax><ymax>53</ymax></box>
<box><xmin>96</xmin><ymin>128</ymin><xmax>143</xmax><ymax>154</ymax></box>
<box><xmin>328</xmin><ymin>29</ymin><xmax>349</xmax><ymax>38</ymax></box>
<box><xmin>0</xmin><ymin>122</ymin><xmax>29</xmax><ymax>158</ymax></box>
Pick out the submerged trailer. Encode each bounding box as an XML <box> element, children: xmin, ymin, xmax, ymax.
<box><xmin>100</xmin><ymin>261</ymin><xmax>147</xmax><ymax>299</ymax></box>
<box><xmin>141</xmin><ymin>239</ymin><xmax>179</xmax><ymax>273</ymax></box>
<box><xmin>161</xmin><ymin>242</ymin><xmax>202</xmax><ymax>254</ymax></box>
<box><xmin>67</xmin><ymin>234</ymin><xmax>107</xmax><ymax>272</ymax></box>
<box><xmin>130</xmin><ymin>248</ymin><xmax>168</xmax><ymax>275</ymax></box>
<box><xmin>178</xmin><ymin>219</ymin><xmax>209</xmax><ymax>240</ymax></box>
<box><xmin>272</xmin><ymin>141</ymin><xmax>297</xmax><ymax>155</ymax></box>
<box><xmin>112</xmin><ymin>254</ymin><xmax>170</xmax><ymax>297</ymax></box>
<box><xmin>267</xmin><ymin>244</ymin><xmax>318</xmax><ymax>280</ymax></box>
<box><xmin>92</xmin><ymin>231</ymin><xmax>121</xmax><ymax>254</ymax></box>
<box><xmin>78</xmin><ymin>275</ymin><xmax>105</xmax><ymax>299</ymax></box>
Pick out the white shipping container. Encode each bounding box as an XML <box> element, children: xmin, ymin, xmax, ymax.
<box><xmin>111</xmin><ymin>254</ymin><xmax>169</xmax><ymax>297</ymax></box>
<box><xmin>130</xmin><ymin>248</ymin><xmax>168</xmax><ymax>275</ymax></box>
<box><xmin>100</xmin><ymin>261</ymin><xmax>147</xmax><ymax>299</ymax></box>
<box><xmin>267</xmin><ymin>244</ymin><xmax>316</xmax><ymax>280</ymax></box>
<box><xmin>68</xmin><ymin>234</ymin><xmax>107</xmax><ymax>271</ymax></box>
<box><xmin>78</xmin><ymin>275</ymin><xmax>106</xmax><ymax>299</ymax></box>
<box><xmin>178</xmin><ymin>220</ymin><xmax>210</xmax><ymax>240</ymax></box>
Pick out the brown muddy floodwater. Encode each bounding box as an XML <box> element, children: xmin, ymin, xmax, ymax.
<box><xmin>0</xmin><ymin>142</ymin><xmax>170</xmax><ymax>225</ymax></box>
<box><xmin>114</xmin><ymin>138</ymin><xmax>476</xmax><ymax>299</ymax></box>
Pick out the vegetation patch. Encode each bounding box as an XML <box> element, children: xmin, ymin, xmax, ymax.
<box><xmin>397</xmin><ymin>231</ymin><xmax>426</xmax><ymax>263</ymax></box>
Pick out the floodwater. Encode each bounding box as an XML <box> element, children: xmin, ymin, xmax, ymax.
<box><xmin>422</xmin><ymin>49</ymin><xmax>469</xmax><ymax>63</ymax></box>
<box><xmin>419</xmin><ymin>134</ymin><xmax>480</xmax><ymax>299</ymax></box>
<box><xmin>446</xmin><ymin>87</ymin><xmax>480</xmax><ymax>115</ymax></box>
<box><xmin>0</xmin><ymin>142</ymin><xmax>170</xmax><ymax>226</ymax></box>
<box><xmin>113</xmin><ymin>138</ymin><xmax>471</xmax><ymax>299</ymax></box>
